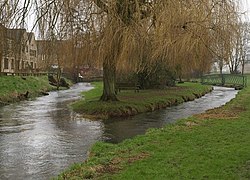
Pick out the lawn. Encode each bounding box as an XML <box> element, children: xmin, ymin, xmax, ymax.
<box><xmin>58</xmin><ymin>80</ymin><xmax>250</xmax><ymax>179</ymax></box>
<box><xmin>72</xmin><ymin>82</ymin><xmax>212</xmax><ymax>119</ymax></box>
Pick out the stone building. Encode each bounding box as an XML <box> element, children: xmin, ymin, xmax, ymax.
<box><xmin>0</xmin><ymin>24</ymin><xmax>38</xmax><ymax>74</ymax></box>
<box><xmin>0</xmin><ymin>24</ymin><xmax>15</xmax><ymax>73</ymax></box>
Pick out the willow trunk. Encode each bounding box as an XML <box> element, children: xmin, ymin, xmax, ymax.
<box><xmin>100</xmin><ymin>60</ymin><xmax>118</xmax><ymax>101</ymax></box>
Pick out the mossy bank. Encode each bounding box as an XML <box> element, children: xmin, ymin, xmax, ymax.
<box><xmin>58</xmin><ymin>84</ymin><xmax>250</xmax><ymax>179</ymax></box>
<box><xmin>72</xmin><ymin>82</ymin><xmax>212</xmax><ymax>119</ymax></box>
<box><xmin>0</xmin><ymin>75</ymin><xmax>56</xmax><ymax>105</ymax></box>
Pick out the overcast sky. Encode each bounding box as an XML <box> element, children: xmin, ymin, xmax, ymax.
<box><xmin>25</xmin><ymin>0</ymin><xmax>250</xmax><ymax>32</ymax></box>
<box><xmin>239</xmin><ymin>0</ymin><xmax>250</xmax><ymax>21</ymax></box>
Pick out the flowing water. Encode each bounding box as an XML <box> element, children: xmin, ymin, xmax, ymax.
<box><xmin>0</xmin><ymin>83</ymin><xmax>238</xmax><ymax>179</ymax></box>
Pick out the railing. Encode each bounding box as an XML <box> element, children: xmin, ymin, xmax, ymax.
<box><xmin>201</xmin><ymin>74</ymin><xmax>247</xmax><ymax>89</ymax></box>
<box><xmin>78</xmin><ymin>76</ymin><xmax>103</xmax><ymax>82</ymax></box>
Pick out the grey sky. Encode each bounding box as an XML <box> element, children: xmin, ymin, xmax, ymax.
<box><xmin>24</xmin><ymin>0</ymin><xmax>250</xmax><ymax>32</ymax></box>
<box><xmin>239</xmin><ymin>0</ymin><xmax>250</xmax><ymax>21</ymax></box>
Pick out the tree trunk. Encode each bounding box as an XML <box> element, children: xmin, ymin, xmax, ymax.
<box><xmin>100</xmin><ymin>60</ymin><xmax>118</xmax><ymax>101</ymax></box>
<box><xmin>0</xmin><ymin>53</ymin><xmax>2</xmax><ymax>72</ymax></box>
<box><xmin>241</xmin><ymin>58</ymin><xmax>245</xmax><ymax>75</ymax></box>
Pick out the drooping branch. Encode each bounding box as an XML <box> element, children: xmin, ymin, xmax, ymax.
<box><xmin>92</xmin><ymin>0</ymin><xmax>108</xmax><ymax>12</ymax></box>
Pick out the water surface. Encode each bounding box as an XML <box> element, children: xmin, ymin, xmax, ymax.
<box><xmin>102</xmin><ymin>86</ymin><xmax>238</xmax><ymax>143</ymax></box>
<box><xmin>0</xmin><ymin>84</ymin><xmax>238</xmax><ymax>179</ymax></box>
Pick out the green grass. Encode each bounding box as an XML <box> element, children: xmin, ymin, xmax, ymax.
<box><xmin>0</xmin><ymin>75</ymin><xmax>55</xmax><ymax>104</ymax></box>
<box><xmin>80</xmin><ymin>81</ymin><xmax>103</xmax><ymax>101</ymax></box>
<box><xmin>58</xmin><ymin>81</ymin><xmax>250</xmax><ymax>179</ymax></box>
<box><xmin>72</xmin><ymin>82</ymin><xmax>212</xmax><ymax>119</ymax></box>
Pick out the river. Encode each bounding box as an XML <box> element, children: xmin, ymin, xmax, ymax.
<box><xmin>0</xmin><ymin>83</ymin><xmax>238</xmax><ymax>180</ymax></box>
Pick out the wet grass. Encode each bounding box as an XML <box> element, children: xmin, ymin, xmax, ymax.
<box><xmin>0</xmin><ymin>75</ymin><xmax>55</xmax><ymax>104</ymax></box>
<box><xmin>72</xmin><ymin>82</ymin><xmax>212</xmax><ymax>119</ymax></box>
<box><xmin>58</xmin><ymin>81</ymin><xmax>250</xmax><ymax>179</ymax></box>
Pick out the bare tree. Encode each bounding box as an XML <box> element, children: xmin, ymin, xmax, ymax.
<box><xmin>227</xmin><ymin>22</ymin><xmax>250</xmax><ymax>74</ymax></box>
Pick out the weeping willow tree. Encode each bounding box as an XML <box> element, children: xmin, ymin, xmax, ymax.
<box><xmin>87</xmin><ymin>0</ymin><xmax>153</xmax><ymax>101</ymax></box>
<box><xmin>90</xmin><ymin>0</ymin><xmax>239</xmax><ymax>101</ymax></box>
<box><xmin>0</xmin><ymin>0</ymin><xmax>241</xmax><ymax>101</ymax></box>
<box><xmin>151</xmin><ymin>0</ymin><xmax>240</xmax><ymax>75</ymax></box>
<box><xmin>34</xmin><ymin>0</ymin><xmax>153</xmax><ymax>101</ymax></box>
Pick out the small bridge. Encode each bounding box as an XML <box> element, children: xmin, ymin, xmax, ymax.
<box><xmin>201</xmin><ymin>74</ymin><xmax>247</xmax><ymax>89</ymax></box>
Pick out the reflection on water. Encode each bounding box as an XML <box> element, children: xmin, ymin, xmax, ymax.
<box><xmin>0</xmin><ymin>83</ymin><xmax>103</xmax><ymax>180</ymax></box>
<box><xmin>0</xmin><ymin>84</ymin><xmax>238</xmax><ymax>179</ymax></box>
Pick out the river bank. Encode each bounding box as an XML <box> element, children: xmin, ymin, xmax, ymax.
<box><xmin>0</xmin><ymin>83</ymin><xmax>238</xmax><ymax>179</ymax></box>
<box><xmin>72</xmin><ymin>82</ymin><xmax>212</xmax><ymax>119</ymax></box>
<box><xmin>0</xmin><ymin>75</ymin><xmax>57</xmax><ymax>106</ymax></box>
<box><xmin>58</xmin><ymin>84</ymin><xmax>250</xmax><ymax>179</ymax></box>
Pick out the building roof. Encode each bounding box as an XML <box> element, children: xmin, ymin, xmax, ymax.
<box><xmin>0</xmin><ymin>23</ymin><xmax>7</xmax><ymax>30</ymax></box>
<box><xmin>7</xmin><ymin>29</ymin><xmax>26</xmax><ymax>42</ymax></box>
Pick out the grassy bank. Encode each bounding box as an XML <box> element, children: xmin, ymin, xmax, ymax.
<box><xmin>0</xmin><ymin>75</ymin><xmax>55</xmax><ymax>105</ymax></box>
<box><xmin>58</xmin><ymin>84</ymin><xmax>250</xmax><ymax>179</ymax></box>
<box><xmin>72</xmin><ymin>82</ymin><xmax>212</xmax><ymax>119</ymax></box>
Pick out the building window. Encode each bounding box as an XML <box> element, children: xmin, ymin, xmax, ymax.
<box><xmin>30</xmin><ymin>50</ymin><xmax>37</xmax><ymax>57</ymax></box>
<box><xmin>17</xmin><ymin>60</ymin><xmax>20</xmax><ymax>70</ymax></box>
<box><xmin>4</xmin><ymin>58</ymin><xmax>8</xmax><ymax>69</ymax></box>
<box><xmin>22</xmin><ymin>61</ymin><xmax>24</xmax><ymax>69</ymax></box>
<box><xmin>31</xmin><ymin>62</ymin><xmax>34</xmax><ymax>69</ymax></box>
<box><xmin>11</xmin><ymin>59</ymin><xmax>14</xmax><ymax>69</ymax></box>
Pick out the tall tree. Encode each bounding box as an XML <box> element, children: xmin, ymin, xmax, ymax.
<box><xmin>35</xmin><ymin>0</ymin><xmax>240</xmax><ymax>101</ymax></box>
<box><xmin>91</xmin><ymin>0</ymin><xmax>153</xmax><ymax>101</ymax></box>
<box><xmin>2</xmin><ymin>0</ymin><xmax>240</xmax><ymax>101</ymax></box>
<box><xmin>229</xmin><ymin>22</ymin><xmax>250</xmax><ymax>74</ymax></box>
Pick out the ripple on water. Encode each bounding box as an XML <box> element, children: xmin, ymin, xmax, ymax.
<box><xmin>0</xmin><ymin>85</ymin><xmax>238</xmax><ymax>180</ymax></box>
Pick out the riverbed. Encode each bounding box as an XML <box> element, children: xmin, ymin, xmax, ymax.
<box><xmin>0</xmin><ymin>83</ymin><xmax>238</xmax><ymax>180</ymax></box>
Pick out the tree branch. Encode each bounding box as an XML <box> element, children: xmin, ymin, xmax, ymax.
<box><xmin>92</xmin><ymin>0</ymin><xmax>108</xmax><ymax>13</ymax></box>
